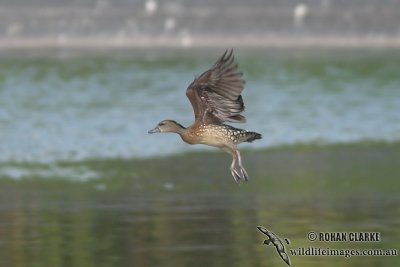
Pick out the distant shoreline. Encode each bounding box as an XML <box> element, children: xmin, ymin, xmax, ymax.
<box><xmin>2</xmin><ymin>2</ymin><xmax>400</xmax><ymax>51</ymax></box>
<box><xmin>1</xmin><ymin>36</ymin><xmax>400</xmax><ymax>49</ymax></box>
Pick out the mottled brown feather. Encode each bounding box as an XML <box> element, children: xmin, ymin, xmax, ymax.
<box><xmin>186</xmin><ymin>49</ymin><xmax>246</xmax><ymax>124</ymax></box>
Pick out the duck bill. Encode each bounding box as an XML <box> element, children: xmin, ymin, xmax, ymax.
<box><xmin>148</xmin><ymin>126</ymin><xmax>160</xmax><ymax>134</ymax></box>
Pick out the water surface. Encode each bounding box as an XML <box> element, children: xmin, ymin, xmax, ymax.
<box><xmin>0</xmin><ymin>48</ymin><xmax>399</xmax><ymax>267</ymax></box>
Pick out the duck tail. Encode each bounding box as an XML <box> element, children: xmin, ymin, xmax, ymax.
<box><xmin>245</xmin><ymin>131</ymin><xmax>262</xmax><ymax>143</ymax></box>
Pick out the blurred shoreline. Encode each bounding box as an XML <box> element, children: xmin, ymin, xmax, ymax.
<box><xmin>1</xmin><ymin>0</ymin><xmax>400</xmax><ymax>49</ymax></box>
<box><xmin>2</xmin><ymin>36</ymin><xmax>400</xmax><ymax>49</ymax></box>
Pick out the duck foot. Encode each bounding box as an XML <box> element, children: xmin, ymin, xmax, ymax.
<box><xmin>230</xmin><ymin>164</ymin><xmax>248</xmax><ymax>182</ymax></box>
<box><xmin>230</xmin><ymin>150</ymin><xmax>249</xmax><ymax>182</ymax></box>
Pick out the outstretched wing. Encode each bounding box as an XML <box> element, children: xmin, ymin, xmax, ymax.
<box><xmin>186</xmin><ymin>49</ymin><xmax>246</xmax><ymax>124</ymax></box>
<box><xmin>278</xmin><ymin>251</ymin><xmax>291</xmax><ymax>266</ymax></box>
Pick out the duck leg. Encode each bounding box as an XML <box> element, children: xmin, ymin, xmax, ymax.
<box><xmin>229</xmin><ymin>149</ymin><xmax>249</xmax><ymax>182</ymax></box>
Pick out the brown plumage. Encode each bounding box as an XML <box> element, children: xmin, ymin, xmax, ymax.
<box><xmin>148</xmin><ymin>49</ymin><xmax>262</xmax><ymax>182</ymax></box>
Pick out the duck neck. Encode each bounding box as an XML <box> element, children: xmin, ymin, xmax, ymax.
<box><xmin>172</xmin><ymin>122</ymin><xmax>186</xmax><ymax>135</ymax></box>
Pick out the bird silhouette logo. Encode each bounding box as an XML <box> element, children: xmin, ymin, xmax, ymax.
<box><xmin>257</xmin><ymin>226</ymin><xmax>291</xmax><ymax>266</ymax></box>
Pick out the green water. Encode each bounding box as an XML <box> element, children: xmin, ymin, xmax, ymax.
<box><xmin>1</xmin><ymin>143</ymin><xmax>399</xmax><ymax>267</ymax></box>
<box><xmin>0</xmin><ymin>48</ymin><xmax>399</xmax><ymax>266</ymax></box>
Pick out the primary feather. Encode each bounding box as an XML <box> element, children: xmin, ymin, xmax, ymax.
<box><xmin>186</xmin><ymin>49</ymin><xmax>246</xmax><ymax>124</ymax></box>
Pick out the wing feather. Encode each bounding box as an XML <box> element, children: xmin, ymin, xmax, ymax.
<box><xmin>186</xmin><ymin>49</ymin><xmax>246</xmax><ymax>124</ymax></box>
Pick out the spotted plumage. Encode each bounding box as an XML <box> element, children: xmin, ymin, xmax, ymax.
<box><xmin>148</xmin><ymin>49</ymin><xmax>262</xmax><ymax>182</ymax></box>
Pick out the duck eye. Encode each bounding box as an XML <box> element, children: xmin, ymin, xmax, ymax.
<box><xmin>159</xmin><ymin>122</ymin><xmax>165</xmax><ymax>126</ymax></box>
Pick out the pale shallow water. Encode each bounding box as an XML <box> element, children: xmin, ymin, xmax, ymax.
<box><xmin>0</xmin><ymin>49</ymin><xmax>399</xmax><ymax>165</ymax></box>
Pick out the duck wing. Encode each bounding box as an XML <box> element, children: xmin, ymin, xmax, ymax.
<box><xmin>186</xmin><ymin>49</ymin><xmax>246</xmax><ymax>124</ymax></box>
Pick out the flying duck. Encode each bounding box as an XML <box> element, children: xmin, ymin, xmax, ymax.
<box><xmin>148</xmin><ymin>49</ymin><xmax>261</xmax><ymax>182</ymax></box>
